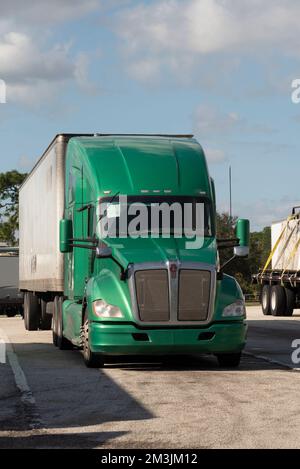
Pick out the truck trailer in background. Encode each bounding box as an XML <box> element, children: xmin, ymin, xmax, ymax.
<box><xmin>19</xmin><ymin>133</ymin><xmax>250</xmax><ymax>368</ymax></box>
<box><xmin>253</xmin><ymin>207</ymin><xmax>300</xmax><ymax>316</ymax></box>
<box><xmin>0</xmin><ymin>246</ymin><xmax>23</xmax><ymax>317</ymax></box>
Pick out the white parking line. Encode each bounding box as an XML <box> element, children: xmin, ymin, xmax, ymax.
<box><xmin>244</xmin><ymin>351</ymin><xmax>300</xmax><ymax>371</ymax></box>
<box><xmin>0</xmin><ymin>328</ymin><xmax>42</xmax><ymax>428</ymax></box>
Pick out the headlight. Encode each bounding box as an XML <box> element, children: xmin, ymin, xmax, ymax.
<box><xmin>222</xmin><ymin>299</ymin><xmax>246</xmax><ymax>318</ymax></box>
<box><xmin>92</xmin><ymin>300</ymin><xmax>123</xmax><ymax>318</ymax></box>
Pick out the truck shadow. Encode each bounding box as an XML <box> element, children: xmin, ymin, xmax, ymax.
<box><xmin>102</xmin><ymin>353</ymin><xmax>286</xmax><ymax>372</ymax></box>
<box><xmin>0</xmin><ymin>430</ymin><xmax>126</xmax><ymax>449</ymax></box>
<box><xmin>0</xmin><ymin>341</ymin><xmax>153</xmax><ymax>436</ymax></box>
<box><xmin>0</xmin><ymin>332</ymin><xmax>288</xmax><ymax>444</ymax></box>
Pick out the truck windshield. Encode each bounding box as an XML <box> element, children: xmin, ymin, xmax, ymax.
<box><xmin>99</xmin><ymin>195</ymin><xmax>214</xmax><ymax>239</ymax></box>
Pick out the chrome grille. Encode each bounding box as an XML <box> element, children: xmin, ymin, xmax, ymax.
<box><xmin>135</xmin><ymin>270</ymin><xmax>170</xmax><ymax>322</ymax></box>
<box><xmin>178</xmin><ymin>270</ymin><xmax>211</xmax><ymax>321</ymax></box>
<box><xmin>130</xmin><ymin>263</ymin><xmax>215</xmax><ymax>325</ymax></box>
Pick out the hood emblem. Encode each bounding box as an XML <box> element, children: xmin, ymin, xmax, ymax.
<box><xmin>170</xmin><ymin>263</ymin><xmax>178</xmax><ymax>279</ymax></box>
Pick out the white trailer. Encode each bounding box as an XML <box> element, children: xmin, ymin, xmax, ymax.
<box><xmin>271</xmin><ymin>217</ymin><xmax>300</xmax><ymax>271</ymax></box>
<box><xmin>19</xmin><ymin>133</ymin><xmax>92</xmax><ymax>330</ymax></box>
<box><xmin>19</xmin><ymin>135</ymin><xmax>67</xmax><ymax>293</ymax></box>
<box><xmin>253</xmin><ymin>207</ymin><xmax>300</xmax><ymax>317</ymax></box>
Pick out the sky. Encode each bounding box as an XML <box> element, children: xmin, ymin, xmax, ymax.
<box><xmin>0</xmin><ymin>0</ymin><xmax>300</xmax><ymax>231</ymax></box>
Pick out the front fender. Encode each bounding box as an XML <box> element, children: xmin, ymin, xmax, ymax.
<box><xmin>214</xmin><ymin>274</ymin><xmax>244</xmax><ymax>321</ymax></box>
<box><xmin>85</xmin><ymin>269</ymin><xmax>132</xmax><ymax>321</ymax></box>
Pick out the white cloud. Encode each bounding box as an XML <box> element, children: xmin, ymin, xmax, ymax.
<box><xmin>18</xmin><ymin>155</ymin><xmax>37</xmax><ymax>171</ymax></box>
<box><xmin>193</xmin><ymin>105</ymin><xmax>275</xmax><ymax>139</ymax></box>
<box><xmin>0</xmin><ymin>32</ymin><xmax>93</xmax><ymax>105</ymax></box>
<box><xmin>127</xmin><ymin>58</ymin><xmax>161</xmax><ymax>83</ymax></box>
<box><xmin>116</xmin><ymin>0</ymin><xmax>300</xmax><ymax>82</ymax></box>
<box><xmin>204</xmin><ymin>147</ymin><xmax>227</xmax><ymax>164</ymax></box>
<box><xmin>0</xmin><ymin>1</ymin><xmax>103</xmax><ymax>106</ymax></box>
<box><xmin>192</xmin><ymin>104</ymin><xmax>277</xmax><ymax>171</ymax></box>
<box><xmin>74</xmin><ymin>52</ymin><xmax>101</xmax><ymax>95</ymax></box>
<box><xmin>0</xmin><ymin>33</ymin><xmax>73</xmax><ymax>83</ymax></box>
<box><xmin>0</xmin><ymin>1</ymin><xmax>100</xmax><ymax>25</ymax></box>
<box><xmin>218</xmin><ymin>196</ymin><xmax>300</xmax><ymax>231</ymax></box>
<box><xmin>194</xmin><ymin>105</ymin><xmax>241</xmax><ymax>136</ymax></box>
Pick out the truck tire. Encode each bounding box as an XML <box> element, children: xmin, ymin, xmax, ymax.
<box><xmin>284</xmin><ymin>288</ymin><xmax>295</xmax><ymax>317</ymax></box>
<box><xmin>82</xmin><ymin>311</ymin><xmax>104</xmax><ymax>368</ymax></box>
<box><xmin>24</xmin><ymin>292</ymin><xmax>40</xmax><ymax>331</ymax></box>
<box><xmin>6</xmin><ymin>310</ymin><xmax>16</xmax><ymax>318</ymax></box>
<box><xmin>216</xmin><ymin>352</ymin><xmax>241</xmax><ymax>368</ymax></box>
<box><xmin>55</xmin><ymin>296</ymin><xmax>73</xmax><ymax>350</ymax></box>
<box><xmin>270</xmin><ymin>285</ymin><xmax>286</xmax><ymax>316</ymax></box>
<box><xmin>39</xmin><ymin>299</ymin><xmax>52</xmax><ymax>330</ymax></box>
<box><xmin>261</xmin><ymin>285</ymin><xmax>271</xmax><ymax>315</ymax></box>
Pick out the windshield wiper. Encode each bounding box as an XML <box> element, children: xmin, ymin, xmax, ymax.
<box><xmin>98</xmin><ymin>191</ymin><xmax>120</xmax><ymax>223</ymax></box>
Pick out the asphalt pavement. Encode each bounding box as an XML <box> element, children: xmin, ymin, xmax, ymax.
<box><xmin>0</xmin><ymin>306</ymin><xmax>299</xmax><ymax>449</ymax></box>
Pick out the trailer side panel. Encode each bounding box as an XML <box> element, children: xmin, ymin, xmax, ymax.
<box><xmin>19</xmin><ymin>136</ymin><xmax>67</xmax><ymax>292</ymax></box>
<box><xmin>271</xmin><ymin>218</ymin><xmax>300</xmax><ymax>271</ymax></box>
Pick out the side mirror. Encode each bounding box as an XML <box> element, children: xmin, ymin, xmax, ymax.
<box><xmin>59</xmin><ymin>219</ymin><xmax>73</xmax><ymax>253</ymax></box>
<box><xmin>234</xmin><ymin>219</ymin><xmax>250</xmax><ymax>257</ymax></box>
<box><xmin>96</xmin><ymin>243</ymin><xmax>112</xmax><ymax>259</ymax></box>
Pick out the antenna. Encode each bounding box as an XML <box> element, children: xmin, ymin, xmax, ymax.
<box><xmin>229</xmin><ymin>165</ymin><xmax>232</xmax><ymax>220</ymax></box>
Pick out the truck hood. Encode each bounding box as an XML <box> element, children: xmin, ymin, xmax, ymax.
<box><xmin>105</xmin><ymin>237</ymin><xmax>217</xmax><ymax>267</ymax></box>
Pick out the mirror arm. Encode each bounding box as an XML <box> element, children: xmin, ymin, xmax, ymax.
<box><xmin>77</xmin><ymin>204</ymin><xmax>93</xmax><ymax>213</ymax></box>
<box><xmin>110</xmin><ymin>256</ymin><xmax>127</xmax><ymax>281</ymax></box>
<box><xmin>219</xmin><ymin>255</ymin><xmax>237</xmax><ymax>272</ymax></box>
<box><xmin>217</xmin><ymin>238</ymin><xmax>240</xmax><ymax>249</ymax></box>
<box><xmin>70</xmin><ymin>237</ymin><xmax>97</xmax><ymax>244</ymax></box>
<box><xmin>69</xmin><ymin>243</ymin><xmax>96</xmax><ymax>250</ymax></box>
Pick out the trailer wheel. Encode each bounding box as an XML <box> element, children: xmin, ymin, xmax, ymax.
<box><xmin>6</xmin><ymin>310</ymin><xmax>16</xmax><ymax>318</ymax></box>
<box><xmin>39</xmin><ymin>299</ymin><xmax>52</xmax><ymax>330</ymax></box>
<box><xmin>82</xmin><ymin>312</ymin><xmax>104</xmax><ymax>368</ymax></box>
<box><xmin>54</xmin><ymin>296</ymin><xmax>72</xmax><ymax>350</ymax></box>
<box><xmin>270</xmin><ymin>285</ymin><xmax>287</xmax><ymax>316</ymax></box>
<box><xmin>261</xmin><ymin>285</ymin><xmax>271</xmax><ymax>315</ymax></box>
<box><xmin>24</xmin><ymin>292</ymin><xmax>40</xmax><ymax>331</ymax></box>
<box><xmin>216</xmin><ymin>352</ymin><xmax>241</xmax><ymax>368</ymax></box>
<box><xmin>284</xmin><ymin>288</ymin><xmax>295</xmax><ymax>317</ymax></box>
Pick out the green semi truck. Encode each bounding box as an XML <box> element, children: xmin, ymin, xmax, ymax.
<box><xmin>19</xmin><ymin>133</ymin><xmax>249</xmax><ymax>368</ymax></box>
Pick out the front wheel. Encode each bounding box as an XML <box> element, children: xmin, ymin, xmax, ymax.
<box><xmin>216</xmin><ymin>352</ymin><xmax>241</xmax><ymax>368</ymax></box>
<box><xmin>81</xmin><ymin>313</ymin><xmax>104</xmax><ymax>368</ymax></box>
